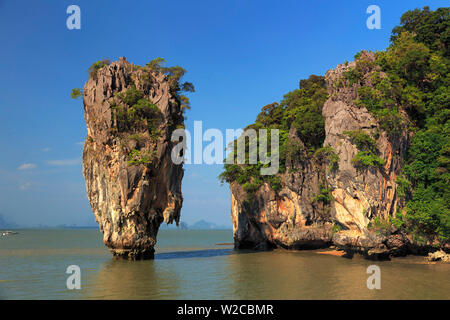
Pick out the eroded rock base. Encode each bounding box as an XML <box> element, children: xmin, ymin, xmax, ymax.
<box><xmin>111</xmin><ymin>248</ymin><xmax>155</xmax><ymax>260</ymax></box>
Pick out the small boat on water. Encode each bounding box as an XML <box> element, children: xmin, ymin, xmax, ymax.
<box><xmin>0</xmin><ymin>231</ymin><xmax>19</xmax><ymax>236</ymax></box>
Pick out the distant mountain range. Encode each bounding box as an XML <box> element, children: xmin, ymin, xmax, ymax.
<box><xmin>160</xmin><ymin>220</ymin><xmax>231</xmax><ymax>230</ymax></box>
<box><xmin>0</xmin><ymin>214</ymin><xmax>230</xmax><ymax>230</ymax></box>
<box><xmin>0</xmin><ymin>214</ymin><xmax>18</xmax><ymax>229</ymax></box>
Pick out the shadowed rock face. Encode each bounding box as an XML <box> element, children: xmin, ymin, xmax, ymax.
<box><xmin>231</xmin><ymin>127</ymin><xmax>333</xmax><ymax>251</ymax></box>
<box><xmin>230</xmin><ymin>53</ymin><xmax>412</xmax><ymax>259</ymax></box>
<box><xmin>82</xmin><ymin>57</ymin><xmax>184</xmax><ymax>260</ymax></box>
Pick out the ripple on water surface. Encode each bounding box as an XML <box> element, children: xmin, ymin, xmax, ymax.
<box><xmin>0</xmin><ymin>229</ymin><xmax>449</xmax><ymax>299</ymax></box>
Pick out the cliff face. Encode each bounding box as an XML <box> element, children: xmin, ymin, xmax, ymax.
<box><xmin>231</xmin><ymin>127</ymin><xmax>333</xmax><ymax>250</ymax></box>
<box><xmin>323</xmin><ymin>53</ymin><xmax>410</xmax><ymax>257</ymax></box>
<box><xmin>230</xmin><ymin>53</ymin><xmax>411</xmax><ymax>258</ymax></box>
<box><xmin>82</xmin><ymin>57</ymin><xmax>184</xmax><ymax>259</ymax></box>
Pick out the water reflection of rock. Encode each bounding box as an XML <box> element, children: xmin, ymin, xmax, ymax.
<box><xmin>224</xmin><ymin>250</ymin><xmax>342</xmax><ymax>299</ymax></box>
<box><xmin>82</xmin><ymin>249</ymin><xmax>449</xmax><ymax>299</ymax></box>
<box><xmin>156</xmin><ymin>248</ymin><xmax>233</xmax><ymax>260</ymax></box>
<box><xmin>224</xmin><ymin>250</ymin><xmax>450</xmax><ymax>299</ymax></box>
<box><xmin>84</xmin><ymin>258</ymin><xmax>181</xmax><ymax>299</ymax></box>
<box><xmin>84</xmin><ymin>249</ymin><xmax>235</xmax><ymax>299</ymax></box>
<box><xmin>224</xmin><ymin>250</ymin><xmax>376</xmax><ymax>299</ymax></box>
<box><xmin>234</xmin><ymin>252</ymin><xmax>343</xmax><ymax>298</ymax></box>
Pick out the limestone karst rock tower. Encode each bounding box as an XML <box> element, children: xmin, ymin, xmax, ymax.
<box><xmin>227</xmin><ymin>53</ymin><xmax>411</xmax><ymax>259</ymax></box>
<box><xmin>81</xmin><ymin>57</ymin><xmax>186</xmax><ymax>259</ymax></box>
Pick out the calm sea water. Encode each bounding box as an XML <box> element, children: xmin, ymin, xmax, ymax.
<box><xmin>0</xmin><ymin>229</ymin><xmax>448</xmax><ymax>300</ymax></box>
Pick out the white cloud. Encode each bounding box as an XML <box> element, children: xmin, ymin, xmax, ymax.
<box><xmin>42</xmin><ymin>147</ymin><xmax>51</xmax><ymax>152</ymax></box>
<box><xmin>75</xmin><ymin>141</ymin><xmax>84</xmax><ymax>145</ymax></box>
<box><xmin>18</xmin><ymin>163</ymin><xmax>37</xmax><ymax>170</ymax></box>
<box><xmin>46</xmin><ymin>158</ymin><xmax>81</xmax><ymax>166</ymax></box>
<box><xmin>19</xmin><ymin>182</ymin><xmax>31</xmax><ymax>190</ymax></box>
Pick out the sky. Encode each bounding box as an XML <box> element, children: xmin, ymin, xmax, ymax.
<box><xmin>0</xmin><ymin>0</ymin><xmax>446</xmax><ymax>227</ymax></box>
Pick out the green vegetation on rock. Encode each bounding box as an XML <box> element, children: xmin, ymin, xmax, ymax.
<box><xmin>111</xmin><ymin>93</ymin><xmax>162</xmax><ymax>137</ymax></box>
<box><xmin>127</xmin><ymin>149</ymin><xmax>156</xmax><ymax>166</ymax></box>
<box><xmin>368</xmin><ymin>216</ymin><xmax>394</xmax><ymax>235</ymax></box>
<box><xmin>311</xmin><ymin>185</ymin><xmax>332</xmax><ymax>205</ymax></box>
<box><xmin>313</xmin><ymin>145</ymin><xmax>339</xmax><ymax>172</ymax></box>
<box><xmin>379</xmin><ymin>7</ymin><xmax>450</xmax><ymax>244</ymax></box>
<box><xmin>221</xmin><ymin>6</ymin><xmax>450</xmax><ymax>246</ymax></box>
<box><xmin>70</xmin><ymin>88</ymin><xmax>83</xmax><ymax>99</ymax></box>
<box><xmin>344</xmin><ymin>130</ymin><xmax>377</xmax><ymax>153</ymax></box>
<box><xmin>344</xmin><ymin>130</ymin><xmax>385</xmax><ymax>170</ymax></box>
<box><xmin>146</xmin><ymin>57</ymin><xmax>195</xmax><ymax>112</ymax></box>
<box><xmin>328</xmin><ymin>7</ymin><xmax>450</xmax><ymax>245</ymax></box>
<box><xmin>349</xmin><ymin>7</ymin><xmax>450</xmax><ymax>244</ymax></box>
<box><xmin>351</xmin><ymin>151</ymin><xmax>385</xmax><ymax>169</ymax></box>
<box><xmin>88</xmin><ymin>59</ymin><xmax>111</xmax><ymax>80</ymax></box>
<box><xmin>74</xmin><ymin>57</ymin><xmax>194</xmax><ymax>170</ymax></box>
<box><xmin>219</xmin><ymin>75</ymin><xmax>329</xmax><ymax>196</ymax></box>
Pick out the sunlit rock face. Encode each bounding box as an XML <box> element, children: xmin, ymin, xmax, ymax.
<box><xmin>82</xmin><ymin>57</ymin><xmax>184</xmax><ymax>260</ymax></box>
<box><xmin>230</xmin><ymin>53</ymin><xmax>411</xmax><ymax>259</ymax></box>
<box><xmin>322</xmin><ymin>53</ymin><xmax>410</xmax><ymax>257</ymax></box>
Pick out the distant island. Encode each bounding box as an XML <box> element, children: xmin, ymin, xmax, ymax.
<box><xmin>0</xmin><ymin>218</ymin><xmax>230</xmax><ymax>231</ymax></box>
<box><xmin>160</xmin><ymin>220</ymin><xmax>231</xmax><ymax>230</ymax></box>
<box><xmin>0</xmin><ymin>214</ymin><xmax>18</xmax><ymax>229</ymax></box>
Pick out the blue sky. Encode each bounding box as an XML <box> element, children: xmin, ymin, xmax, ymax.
<box><xmin>0</xmin><ymin>0</ymin><xmax>446</xmax><ymax>227</ymax></box>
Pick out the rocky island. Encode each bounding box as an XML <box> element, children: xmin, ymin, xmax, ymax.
<box><xmin>220</xmin><ymin>7</ymin><xmax>449</xmax><ymax>260</ymax></box>
<box><xmin>74</xmin><ymin>57</ymin><xmax>193</xmax><ymax>259</ymax></box>
<box><xmin>73</xmin><ymin>7</ymin><xmax>448</xmax><ymax>262</ymax></box>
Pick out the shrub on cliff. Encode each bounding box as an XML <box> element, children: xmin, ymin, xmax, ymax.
<box><xmin>368</xmin><ymin>217</ymin><xmax>393</xmax><ymax>235</ymax></box>
<box><xmin>344</xmin><ymin>130</ymin><xmax>377</xmax><ymax>154</ymax></box>
<box><xmin>70</xmin><ymin>88</ymin><xmax>83</xmax><ymax>99</ymax></box>
<box><xmin>146</xmin><ymin>57</ymin><xmax>195</xmax><ymax>112</ymax></box>
<box><xmin>313</xmin><ymin>145</ymin><xmax>339</xmax><ymax>172</ymax></box>
<box><xmin>111</xmin><ymin>85</ymin><xmax>163</xmax><ymax>138</ymax></box>
<box><xmin>311</xmin><ymin>183</ymin><xmax>333</xmax><ymax>218</ymax></box>
<box><xmin>354</xmin><ymin>76</ymin><xmax>404</xmax><ymax>139</ymax></box>
<box><xmin>116</xmin><ymin>85</ymin><xmax>143</xmax><ymax>106</ymax></box>
<box><xmin>88</xmin><ymin>59</ymin><xmax>111</xmax><ymax>80</ymax></box>
<box><xmin>219</xmin><ymin>164</ymin><xmax>242</xmax><ymax>184</ymax></box>
<box><xmin>219</xmin><ymin>75</ymin><xmax>329</xmax><ymax>194</ymax></box>
<box><xmin>352</xmin><ymin>151</ymin><xmax>385</xmax><ymax>170</ymax></box>
<box><xmin>311</xmin><ymin>185</ymin><xmax>332</xmax><ymax>205</ymax></box>
<box><xmin>127</xmin><ymin>149</ymin><xmax>156</xmax><ymax>166</ymax></box>
<box><xmin>342</xmin><ymin>68</ymin><xmax>361</xmax><ymax>86</ymax></box>
<box><xmin>281</xmin><ymin>76</ymin><xmax>328</xmax><ymax>149</ymax></box>
<box><xmin>343</xmin><ymin>130</ymin><xmax>385</xmax><ymax>170</ymax></box>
